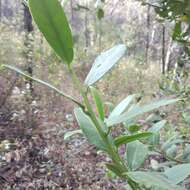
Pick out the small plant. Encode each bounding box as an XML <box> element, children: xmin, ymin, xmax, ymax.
<box><xmin>2</xmin><ymin>0</ymin><xmax>190</xmax><ymax>189</ymax></box>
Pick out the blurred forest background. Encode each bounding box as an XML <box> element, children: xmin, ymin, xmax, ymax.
<box><xmin>1</xmin><ymin>0</ymin><xmax>190</xmax><ymax>189</ymax></box>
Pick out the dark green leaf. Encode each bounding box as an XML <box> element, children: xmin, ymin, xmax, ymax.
<box><xmin>127</xmin><ymin>124</ymin><xmax>142</xmax><ymax>133</ymax></box>
<box><xmin>114</xmin><ymin>132</ymin><xmax>152</xmax><ymax>147</ymax></box>
<box><xmin>172</xmin><ymin>22</ymin><xmax>182</xmax><ymax>40</ymax></box>
<box><xmin>97</xmin><ymin>8</ymin><xmax>104</xmax><ymax>20</ymax></box>
<box><xmin>29</xmin><ymin>0</ymin><xmax>74</xmax><ymax>64</ymax></box>
<box><xmin>90</xmin><ymin>87</ymin><xmax>105</xmax><ymax>121</ymax></box>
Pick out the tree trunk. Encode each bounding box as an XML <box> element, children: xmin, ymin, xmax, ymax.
<box><xmin>98</xmin><ymin>21</ymin><xmax>102</xmax><ymax>53</ymax></box>
<box><xmin>3</xmin><ymin>0</ymin><xmax>13</xmax><ymax>18</ymax></box>
<box><xmin>165</xmin><ymin>38</ymin><xmax>173</xmax><ymax>72</ymax></box>
<box><xmin>23</xmin><ymin>4</ymin><xmax>34</xmax><ymax>93</ymax></box>
<box><xmin>70</xmin><ymin>0</ymin><xmax>74</xmax><ymax>22</ymax></box>
<box><xmin>24</xmin><ymin>5</ymin><xmax>33</xmax><ymax>32</ymax></box>
<box><xmin>84</xmin><ymin>0</ymin><xmax>89</xmax><ymax>53</ymax></box>
<box><xmin>0</xmin><ymin>0</ymin><xmax>1</xmax><ymax>22</ymax></box>
<box><xmin>162</xmin><ymin>25</ymin><xmax>166</xmax><ymax>74</ymax></box>
<box><xmin>23</xmin><ymin>4</ymin><xmax>35</xmax><ymax>128</ymax></box>
<box><xmin>145</xmin><ymin>5</ymin><xmax>150</xmax><ymax>65</ymax></box>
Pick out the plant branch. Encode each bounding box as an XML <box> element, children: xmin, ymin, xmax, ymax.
<box><xmin>2</xmin><ymin>64</ymin><xmax>84</xmax><ymax>109</ymax></box>
<box><xmin>68</xmin><ymin>66</ymin><xmax>139</xmax><ymax>190</ymax></box>
<box><xmin>142</xmin><ymin>2</ymin><xmax>161</xmax><ymax>9</ymax></box>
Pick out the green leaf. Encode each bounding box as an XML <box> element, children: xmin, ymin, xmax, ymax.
<box><xmin>166</xmin><ymin>144</ymin><xmax>177</xmax><ymax>158</ymax></box>
<box><xmin>114</xmin><ymin>132</ymin><xmax>152</xmax><ymax>147</ymax></box>
<box><xmin>105</xmin><ymin>102</ymin><xmax>114</xmax><ymax>114</ymax></box>
<box><xmin>29</xmin><ymin>0</ymin><xmax>74</xmax><ymax>64</ymax></box>
<box><xmin>106</xmin><ymin>99</ymin><xmax>179</xmax><ymax>126</ymax></box>
<box><xmin>85</xmin><ymin>44</ymin><xmax>126</xmax><ymax>86</ymax></box>
<box><xmin>127</xmin><ymin>172</ymin><xmax>183</xmax><ymax>190</ymax></box>
<box><xmin>149</xmin><ymin>120</ymin><xmax>167</xmax><ymax>132</ymax></box>
<box><xmin>172</xmin><ymin>21</ymin><xmax>182</xmax><ymax>40</ymax></box>
<box><xmin>74</xmin><ymin>108</ymin><xmax>107</xmax><ymax>150</ymax></box>
<box><xmin>148</xmin><ymin>120</ymin><xmax>167</xmax><ymax>145</ymax></box>
<box><xmin>64</xmin><ymin>130</ymin><xmax>83</xmax><ymax>140</ymax></box>
<box><xmin>97</xmin><ymin>8</ymin><xmax>104</xmax><ymax>20</ymax></box>
<box><xmin>109</xmin><ymin>94</ymin><xmax>136</xmax><ymax>118</ymax></box>
<box><xmin>162</xmin><ymin>136</ymin><xmax>183</xmax><ymax>152</ymax></box>
<box><xmin>183</xmin><ymin>145</ymin><xmax>190</xmax><ymax>160</ymax></box>
<box><xmin>90</xmin><ymin>87</ymin><xmax>105</xmax><ymax>121</ymax></box>
<box><xmin>125</xmin><ymin>140</ymin><xmax>148</xmax><ymax>170</ymax></box>
<box><xmin>164</xmin><ymin>164</ymin><xmax>190</xmax><ymax>184</ymax></box>
<box><xmin>145</xmin><ymin>113</ymin><xmax>163</xmax><ymax>123</ymax></box>
<box><xmin>127</xmin><ymin>124</ymin><xmax>142</xmax><ymax>133</ymax></box>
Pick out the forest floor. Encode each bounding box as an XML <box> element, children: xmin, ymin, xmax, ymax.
<box><xmin>1</xmin><ymin>66</ymin><xmax>189</xmax><ymax>190</ymax></box>
<box><xmin>0</xmin><ymin>105</ymin><xmax>126</xmax><ymax>190</ymax></box>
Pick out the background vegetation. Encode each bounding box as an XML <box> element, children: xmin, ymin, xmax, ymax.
<box><xmin>1</xmin><ymin>0</ymin><xmax>190</xmax><ymax>189</ymax></box>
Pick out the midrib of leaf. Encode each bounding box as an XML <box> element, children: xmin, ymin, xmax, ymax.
<box><xmin>44</xmin><ymin>1</ymin><xmax>68</xmax><ymax>60</ymax></box>
<box><xmin>31</xmin><ymin>0</ymin><xmax>70</xmax><ymax>62</ymax></box>
<box><xmin>132</xmin><ymin>144</ymin><xmax>138</xmax><ymax>169</ymax></box>
<box><xmin>127</xmin><ymin>142</ymin><xmax>138</xmax><ymax>170</ymax></box>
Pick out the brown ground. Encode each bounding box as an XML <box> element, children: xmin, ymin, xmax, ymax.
<box><xmin>0</xmin><ymin>89</ymin><xmax>126</xmax><ymax>190</ymax></box>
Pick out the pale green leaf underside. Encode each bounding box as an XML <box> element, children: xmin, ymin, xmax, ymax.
<box><xmin>126</xmin><ymin>141</ymin><xmax>148</xmax><ymax>170</ymax></box>
<box><xmin>74</xmin><ymin>108</ymin><xmax>107</xmax><ymax>150</ymax></box>
<box><xmin>106</xmin><ymin>99</ymin><xmax>179</xmax><ymax>126</ymax></box>
<box><xmin>148</xmin><ymin>120</ymin><xmax>167</xmax><ymax>145</ymax></box>
<box><xmin>109</xmin><ymin>94</ymin><xmax>136</xmax><ymax>118</ymax></box>
<box><xmin>164</xmin><ymin>164</ymin><xmax>190</xmax><ymax>184</ymax></box>
<box><xmin>127</xmin><ymin>172</ymin><xmax>183</xmax><ymax>190</ymax></box>
<box><xmin>85</xmin><ymin>44</ymin><xmax>126</xmax><ymax>86</ymax></box>
<box><xmin>64</xmin><ymin>130</ymin><xmax>83</xmax><ymax>140</ymax></box>
<box><xmin>149</xmin><ymin>120</ymin><xmax>167</xmax><ymax>132</ymax></box>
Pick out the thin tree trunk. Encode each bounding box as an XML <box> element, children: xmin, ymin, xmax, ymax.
<box><xmin>23</xmin><ymin>4</ymin><xmax>34</xmax><ymax>94</ymax></box>
<box><xmin>23</xmin><ymin>4</ymin><xmax>35</xmax><ymax>128</ymax></box>
<box><xmin>166</xmin><ymin>38</ymin><xmax>173</xmax><ymax>72</ymax></box>
<box><xmin>0</xmin><ymin>0</ymin><xmax>1</xmax><ymax>22</ymax></box>
<box><xmin>98</xmin><ymin>21</ymin><xmax>102</xmax><ymax>53</ymax></box>
<box><xmin>84</xmin><ymin>0</ymin><xmax>89</xmax><ymax>52</ymax></box>
<box><xmin>24</xmin><ymin>4</ymin><xmax>33</xmax><ymax>32</ymax></box>
<box><xmin>162</xmin><ymin>25</ymin><xmax>166</xmax><ymax>74</ymax></box>
<box><xmin>145</xmin><ymin>5</ymin><xmax>150</xmax><ymax>65</ymax></box>
<box><xmin>93</xmin><ymin>14</ymin><xmax>97</xmax><ymax>46</ymax></box>
<box><xmin>70</xmin><ymin>0</ymin><xmax>74</xmax><ymax>22</ymax></box>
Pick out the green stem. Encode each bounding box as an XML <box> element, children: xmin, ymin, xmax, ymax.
<box><xmin>68</xmin><ymin>66</ymin><xmax>139</xmax><ymax>190</ymax></box>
